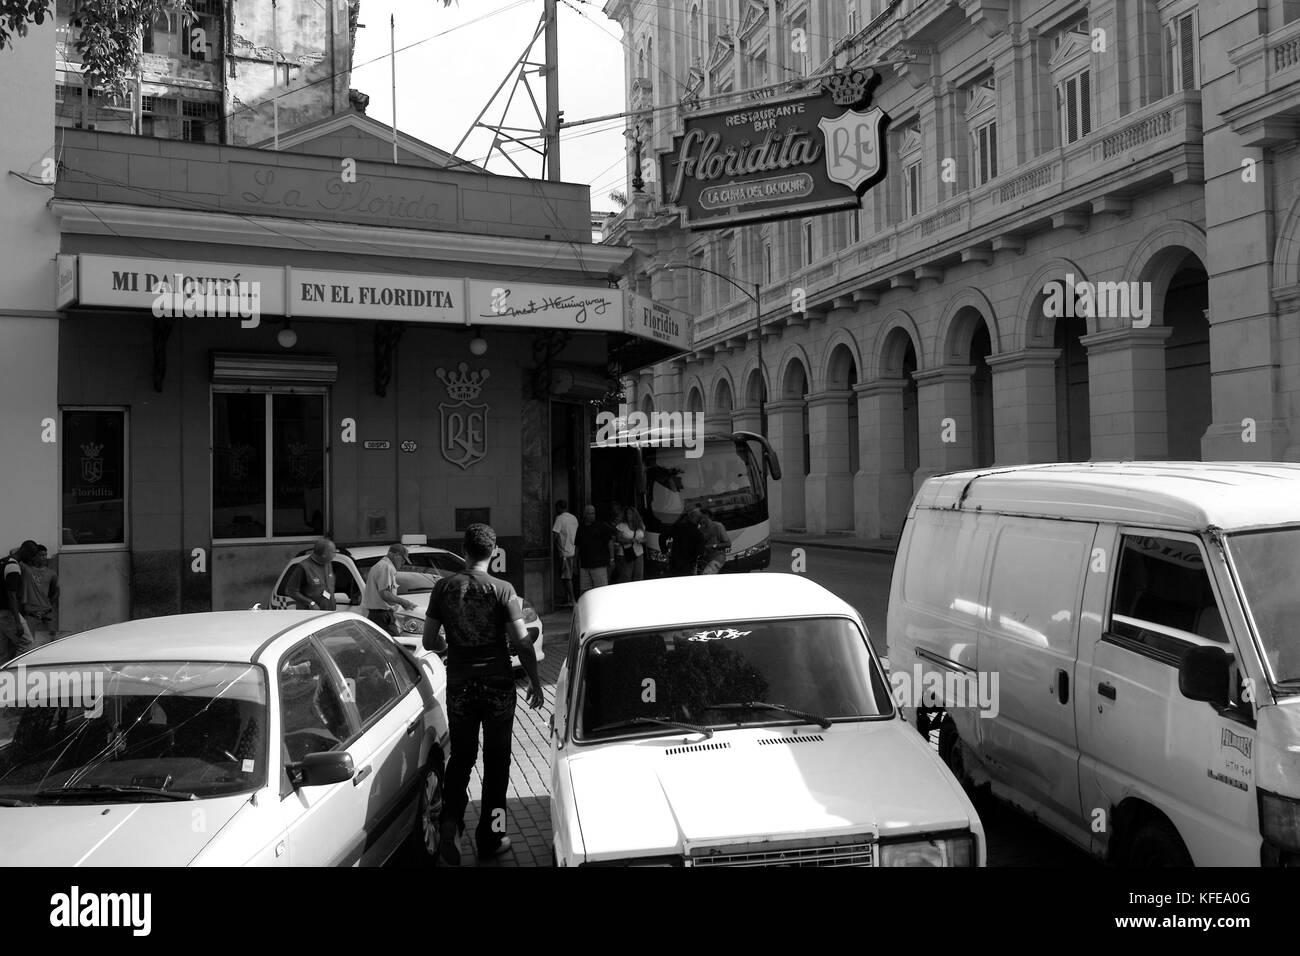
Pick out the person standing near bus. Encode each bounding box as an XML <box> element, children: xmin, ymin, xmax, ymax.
<box><xmin>668</xmin><ymin>509</ymin><xmax>706</xmax><ymax>576</ymax></box>
<box><xmin>699</xmin><ymin>507</ymin><xmax>731</xmax><ymax>575</ymax></box>
<box><xmin>614</xmin><ymin>507</ymin><xmax>646</xmax><ymax>582</ymax></box>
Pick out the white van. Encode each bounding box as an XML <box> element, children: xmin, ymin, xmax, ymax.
<box><xmin>887</xmin><ymin>461</ymin><xmax>1300</xmax><ymax>866</ymax></box>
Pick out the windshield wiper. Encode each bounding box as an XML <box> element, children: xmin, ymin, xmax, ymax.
<box><xmin>590</xmin><ymin>717</ymin><xmax>714</xmax><ymax>739</ymax></box>
<box><xmin>0</xmin><ymin>797</ymin><xmax>34</xmax><ymax>807</ymax></box>
<box><xmin>710</xmin><ymin>701</ymin><xmax>833</xmax><ymax>729</ymax></box>
<box><xmin>35</xmin><ymin>784</ymin><xmax>196</xmax><ymax>802</ymax></box>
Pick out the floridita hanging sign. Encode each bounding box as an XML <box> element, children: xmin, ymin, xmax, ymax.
<box><xmin>660</xmin><ymin>68</ymin><xmax>890</xmax><ymax>230</ymax></box>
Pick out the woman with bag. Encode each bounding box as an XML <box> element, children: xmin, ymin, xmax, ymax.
<box><xmin>614</xmin><ymin>507</ymin><xmax>647</xmax><ymax>582</ymax></box>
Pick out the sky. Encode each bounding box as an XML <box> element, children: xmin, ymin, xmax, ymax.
<box><xmin>351</xmin><ymin>0</ymin><xmax>631</xmax><ymax>211</ymax></box>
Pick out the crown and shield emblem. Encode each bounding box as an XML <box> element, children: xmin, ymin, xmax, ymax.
<box><xmin>818</xmin><ymin>68</ymin><xmax>889</xmax><ymax>191</ymax></box>
<box><xmin>79</xmin><ymin>442</ymin><xmax>104</xmax><ymax>484</ymax></box>
<box><xmin>437</xmin><ymin>363</ymin><xmax>491</xmax><ymax>470</ymax></box>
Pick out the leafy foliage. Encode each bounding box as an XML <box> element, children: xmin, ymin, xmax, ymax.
<box><xmin>1</xmin><ymin>0</ymin><xmax>192</xmax><ymax>97</ymax></box>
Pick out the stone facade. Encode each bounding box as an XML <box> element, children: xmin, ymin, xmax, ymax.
<box><xmin>603</xmin><ymin>0</ymin><xmax>1300</xmax><ymax>539</ymax></box>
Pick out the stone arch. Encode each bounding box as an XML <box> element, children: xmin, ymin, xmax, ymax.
<box><xmin>816</xmin><ymin>327</ymin><xmax>864</xmax><ymax>391</ymax></box>
<box><xmin>775</xmin><ymin>344</ymin><xmax>813</xmax><ymax>399</ymax></box>
<box><xmin>684</xmin><ymin>376</ymin><xmax>705</xmax><ymax>415</ymax></box>
<box><xmin>1017</xmin><ymin>257</ymin><xmax>1094</xmax><ymax>348</ymax></box>
<box><xmin>639</xmin><ymin>391</ymin><xmax>655</xmax><ymax>416</ymax></box>
<box><xmin>739</xmin><ymin>357</ymin><xmax>768</xmax><ymax>408</ymax></box>
<box><xmin>866</xmin><ymin>309</ymin><xmax>923</xmax><ymax>380</ymax></box>
<box><xmin>1274</xmin><ymin>193</ymin><xmax>1300</xmax><ymax>292</ymax></box>
<box><xmin>712</xmin><ymin>367</ymin><xmax>735</xmax><ymax>413</ymax></box>
<box><xmin>935</xmin><ymin>286</ymin><xmax>1001</xmax><ymax>363</ymax></box>
<box><xmin>1122</xmin><ymin>221</ymin><xmax>1210</xmax><ymax>334</ymax></box>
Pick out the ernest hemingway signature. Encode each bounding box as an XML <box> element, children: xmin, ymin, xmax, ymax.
<box><xmin>481</xmin><ymin>290</ymin><xmax>611</xmax><ymax>324</ymax></box>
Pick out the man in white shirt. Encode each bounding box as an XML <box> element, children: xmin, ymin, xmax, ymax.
<box><xmin>551</xmin><ymin>500</ymin><xmax>579</xmax><ymax>606</ymax></box>
<box><xmin>363</xmin><ymin>543</ymin><xmax>417</xmax><ymax>635</ymax></box>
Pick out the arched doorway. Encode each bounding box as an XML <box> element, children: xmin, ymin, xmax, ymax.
<box><xmin>640</xmin><ymin>392</ymin><xmax>655</xmax><ymax>418</ymax></box>
<box><xmin>1049</xmin><ymin>301</ymin><xmax>1091</xmax><ymax>462</ymax></box>
<box><xmin>686</xmin><ymin>385</ymin><xmax>704</xmax><ymax>418</ymax></box>
<box><xmin>1159</xmin><ymin>254</ymin><xmax>1211</xmax><ymax>460</ymax></box>
<box><xmin>745</xmin><ymin>366</ymin><xmax>767</xmax><ymax>435</ymax></box>
<box><xmin>970</xmin><ymin>323</ymin><xmax>994</xmax><ymax>467</ymax></box>
<box><xmin>808</xmin><ymin>342</ymin><xmax>858</xmax><ymax>532</ymax></box>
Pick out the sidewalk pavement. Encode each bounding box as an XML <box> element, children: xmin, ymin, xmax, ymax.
<box><xmin>771</xmin><ymin>532</ymin><xmax>899</xmax><ymax>555</ymax></box>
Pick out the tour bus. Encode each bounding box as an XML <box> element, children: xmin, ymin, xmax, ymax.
<box><xmin>589</xmin><ymin>425</ymin><xmax>781</xmax><ymax>575</ymax></box>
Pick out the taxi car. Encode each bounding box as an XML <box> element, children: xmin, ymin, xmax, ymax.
<box><xmin>269</xmin><ymin>542</ymin><xmax>544</xmax><ymax>664</ymax></box>
<box><xmin>0</xmin><ymin>610</ymin><xmax>449</xmax><ymax>866</ymax></box>
<box><xmin>549</xmin><ymin>573</ymin><xmax>985</xmax><ymax>866</ymax></box>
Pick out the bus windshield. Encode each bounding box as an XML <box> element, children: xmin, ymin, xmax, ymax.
<box><xmin>644</xmin><ymin>439</ymin><xmax>763</xmax><ymax>528</ymax></box>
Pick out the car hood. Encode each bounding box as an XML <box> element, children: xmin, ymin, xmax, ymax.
<box><xmin>565</xmin><ymin>721</ymin><xmax>974</xmax><ymax>862</ymax></box>
<box><xmin>0</xmin><ymin>794</ymin><xmax>251</xmax><ymax>866</ymax></box>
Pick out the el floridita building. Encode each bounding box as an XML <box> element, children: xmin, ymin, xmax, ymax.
<box><xmin>604</xmin><ymin>0</ymin><xmax>1300</xmax><ymax>539</ymax></box>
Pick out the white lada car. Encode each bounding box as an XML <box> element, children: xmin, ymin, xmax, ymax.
<box><xmin>549</xmin><ymin>573</ymin><xmax>986</xmax><ymax>867</ymax></box>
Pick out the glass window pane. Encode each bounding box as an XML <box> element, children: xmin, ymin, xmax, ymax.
<box><xmin>62</xmin><ymin>409</ymin><xmax>126</xmax><ymax>546</ymax></box>
<box><xmin>213</xmin><ymin>393</ymin><xmax>266</xmax><ymax>539</ymax></box>
<box><xmin>280</xmin><ymin>642</ymin><xmax>352</xmax><ymax>763</ymax></box>
<box><xmin>317</xmin><ymin>621</ymin><xmax>403</xmax><ymax>726</ymax></box>
<box><xmin>271</xmin><ymin>394</ymin><xmax>326</xmax><ymax>538</ymax></box>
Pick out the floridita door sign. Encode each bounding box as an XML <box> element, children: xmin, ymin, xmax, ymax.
<box><xmin>437</xmin><ymin>363</ymin><xmax>489</xmax><ymax>469</ymax></box>
<box><xmin>660</xmin><ymin>68</ymin><xmax>890</xmax><ymax>230</ymax></box>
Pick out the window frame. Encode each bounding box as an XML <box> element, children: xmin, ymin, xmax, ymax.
<box><xmin>59</xmin><ymin>405</ymin><xmax>130</xmax><ymax>553</ymax></box>
<box><xmin>277</xmin><ymin>636</ymin><xmax>358</xmax><ymax>797</ymax></box>
<box><xmin>1163</xmin><ymin>8</ymin><xmax>1198</xmax><ymax>95</ymax></box>
<box><xmin>904</xmin><ymin>159</ymin><xmax>922</xmax><ymax>220</ymax></box>
<box><xmin>313</xmin><ymin>619</ymin><xmax>409</xmax><ymax>733</ymax></box>
<box><xmin>210</xmin><ymin>386</ymin><xmax>329</xmax><ymax>545</ymax></box>
<box><xmin>1055</xmin><ymin>68</ymin><xmax>1092</xmax><ymax>146</ymax></box>
<box><xmin>971</xmin><ymin>116</ymin><xmax>998</xmax><ymax>186</ymax></box>
<box><xmin>1103</xmin><ymin>529</ymin><xmax>1232</xmax><ymax>667</ymax></box>
<box><xmin>800</xmin><ymin>219</ymin><xmax>814</xmax><ymax>267</ymax></box>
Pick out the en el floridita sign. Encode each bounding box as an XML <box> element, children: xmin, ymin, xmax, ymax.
<box><xmin>660</xmin><ymin>68</ymin><xmax>890</xmax><ymax>230</ymax></box>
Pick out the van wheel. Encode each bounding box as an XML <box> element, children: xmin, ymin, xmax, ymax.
<box><xmin>1128</xmin><ymin>819</ymin><xmax>1193</xmax><ymax>867</ymax></box>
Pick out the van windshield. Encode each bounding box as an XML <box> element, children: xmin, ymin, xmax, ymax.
<box><xmin>1227</xmin><ymin>529</ymin><xmax>1300</xmax><ymax>685</ymax></box>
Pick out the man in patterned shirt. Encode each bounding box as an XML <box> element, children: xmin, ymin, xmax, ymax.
<box><xmin>422</xmin><ymin>523</ymin><xmax>542</xmax><ymax>865</ymax></box>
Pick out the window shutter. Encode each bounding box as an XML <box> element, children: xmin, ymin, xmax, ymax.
<box><xmin>1165</xmin><ymin>21</ymin><xmax>1176</xmax><ymax>93</ymax></box>
<box><xmin>1064</xmin><ymin>78</ymin><xmax>1078</xmax><ymax>143</ymax></box>
<box><xmin>988</xmin><ymin>120</ymin><xmax>997</xmax><ymax>179</ymax></box>
<box><xmin>1080</xmin><ymin>70</ymin><xmax>1091</xmax><ymax>137</ymax></box>
<box><xmin>1179</xmin><ymin>14</ymin><xmax>1196</xmax><ymax>91</ymax></box>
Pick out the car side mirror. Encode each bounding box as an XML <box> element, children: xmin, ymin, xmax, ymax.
<box><xmin>289</xmin><ymin>751</ymin><xmax>355</xmax><ymax>788</ymax></box>
<box><xmin>1179</xmin><ymin>645</ymin><xmax>1230</xmax><ymax>708</ymax></box>
<box><xmin>333</xmin><ymin>592</ymin><xmax>351</xmax><ymax>606</ymax></box>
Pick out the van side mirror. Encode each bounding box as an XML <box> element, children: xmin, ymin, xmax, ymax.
<box><xmin>333</xmin><ymin>592</ymin><xmax>351</xmax><ymax>606</ymax></box>
<box><xmin>1179</xmin><ymin>645</ymin><xmax>1230</xmax><ymax>708</ymax></box>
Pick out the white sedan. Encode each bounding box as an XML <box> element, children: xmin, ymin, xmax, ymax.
<box><xmin>269</xmin><ymin>544</ymin><xmax>544</xmax><ymax>665</ymax></box>
<box><xmin>0</xmin><ymin>610</ymin><xmax>450</xmax><ymax>866</ymax></box>
<box><xmin>549</xmin><ymin>573</ymin><xmax>986</xmax><ymax>867</ymax></box>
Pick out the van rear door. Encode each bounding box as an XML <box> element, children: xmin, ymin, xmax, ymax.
<box><xmin>977</xmin><ymin>517</ymin><xmax>1095</xmax><ymax>836</ymax></box>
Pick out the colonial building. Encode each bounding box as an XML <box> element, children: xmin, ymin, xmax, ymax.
<box><xmin>604</xmin><ymin>0</ymin><xmax>1300</xmax><ymax>540</ymax></box>
<box><xmin>54</xmin><ymin>0</ymin><xmax>358</xmax><ymax>145</ymax></box>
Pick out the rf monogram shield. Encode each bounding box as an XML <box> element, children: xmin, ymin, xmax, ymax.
<box><xmin>818</xmin><ymin>106</ymin><xmax>887</xmax><ymax>190</ymax></box>
<box><xmin>439</xmin><ymin>400</ymin><xmax>488</xmax><ymax>469</ymax></box>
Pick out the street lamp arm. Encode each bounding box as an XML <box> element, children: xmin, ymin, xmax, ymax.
<box><xmin>667</xmin><ymin>262</ymin><xmax>758</xmax><ymax>305</ymax></box>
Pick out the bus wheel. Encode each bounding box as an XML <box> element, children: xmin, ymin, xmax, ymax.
<box><xmin>1127</xmin><ymin>818</ymin><xmax>1192</xmax><ymax>867</ymax></box>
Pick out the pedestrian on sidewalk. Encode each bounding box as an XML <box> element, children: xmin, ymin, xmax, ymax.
<box><xmin>22</xmin><ymin>544</ymin><xmax>59</xmax><ymax>645</ymax></box>
<box><xmin>284</xmin><ymin>538</ymin><xmax>338</xmax><ymax>611</ymax></box>
<box><xmin>0</xmin><ymin>542</ymin><xmax>36</xmax><ymax>663</ymax></box>
<box><xmin>551</xmin><ymin>500</ymin><xmax>578</xmax><ymax>606</ymax></box>
<box><xmin>614</xmin><ymin>507</ymin><xmax>646</xmax><ymax>582</ymax></box>
<box><xmin>362</xmin><ymin>543</ymin><xmax>417</xmax><ymax>636</ymax></box>
<box><xmin>575</xmin><ymin>505</ymin><xmax>613</xmax><ymax>591</ymax></box>
<box><xmin>422</xmin><ymin>523</ymin><xmax>543</xmax><ymax>866</ymax></box>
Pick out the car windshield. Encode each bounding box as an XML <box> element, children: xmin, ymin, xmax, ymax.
<box><xmin>355</xmin><ymin>552</ymin><xmax>464</xmax><ymax>579</ymax></box>
<box><xmin>576</xmin><ymin>617</ymin><xmax>890</xmax><ymax>741</ymax></box>
<box><xmin>0</xmin><ymin>662</ymin><xmax>267</xmax><ymax>804</ymax></box>
<box><xmin>1227</xmin><ymin>528</ymin><xmax>1300</xmax><ymax>685</ymax></box>
<box><xmin>393</xmin><ymin>570</ymin><xmax>440</xmax><ymax>593</ymax></box>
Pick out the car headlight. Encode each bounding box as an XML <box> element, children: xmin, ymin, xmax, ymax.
<box><xmin>878</xmin><ymin>832</ymin><xmax>975</xmax><ymax>867</ymax></box>
<box><xmin>396</xmin><ymin>613</ymin><xmax>424</xmax><ymax>634</ymax></box>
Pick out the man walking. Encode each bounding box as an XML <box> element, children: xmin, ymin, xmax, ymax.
<box><xmin>551</xmin><ymin>500</ymin><xmax>578</xmax><ymax>606</ymax></box>
<box><xmin>362</xmin><ymin>543</ymin><xmax>417</xmax><ymax>635</ymax></box>
<box><xmin>0</xmin><ymin>542</ymin><xmax>35</xmax><ymax>663</ymax></box>
<box><xmin>22</xmin><ymin>545</ymin><xmax>59</xmax><ymax>645</ymax></box>
<box><xmin>667</xmin><ymin>508</ymin><xmax>705</xmax><ymax>577</ymax></box>
<box><xmin>699</xmin><ymin>507</ymin><xmax>732</xmax><ymax>575</ymax></box>
<box><xmin>575</xmin><ymin>505</ymin><xmax>613</xmax><ymax>592</ymax></box>
<box><xmin>285</xmin><ymin>538</ymin><xmax>338</xmax><ymax>611</ymax></box>
<box><xmin>422</xmin><ymin>523</ymin><xmax>543</xmax><ymax>865</ymax></box>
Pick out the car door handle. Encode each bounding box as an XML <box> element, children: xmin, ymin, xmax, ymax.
<box><xmin>407</xmin><ymin>717</ymin><xmax>421</xmax><ymax>736</ymax></box>
<box><xmin>1055</xmin><ymin>669</ymin><xmax>1070</xmax><ymax>705</ymax></box>
<box><xmin>1098</xmin><ymin>682</ymin><xmax>1117</xmax><ymax>701</ymax></box>
<box><xmin>353</xmin><ymin>764</ymin><xmax>372</xmax><ymax>786</ymax></box>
